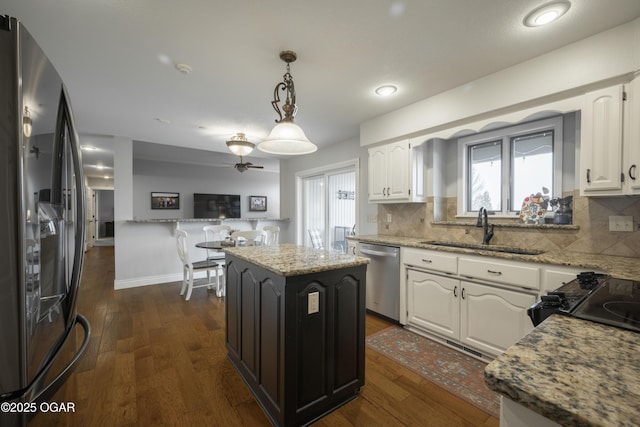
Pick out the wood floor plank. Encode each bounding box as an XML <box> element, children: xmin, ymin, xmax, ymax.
<box><xmin>30</xmin><ymin>245</ymin><xmax>500</xmax><ymax>426</ymax></box>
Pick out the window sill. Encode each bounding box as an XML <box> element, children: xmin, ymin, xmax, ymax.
<box><xmin>432</xmin><ymin>220</ymin><xmax>579</xmax><ymax>230</ymax></box>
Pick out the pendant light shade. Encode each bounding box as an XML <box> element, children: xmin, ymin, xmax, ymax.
<box><xmin>257</xmin><ymin>50</ymin><xmax>317</xmax><ymax>156</ymax></box>
<box><xmin>258</xmin><ymin>119</ymin><xmax>317</xmax><ymax>155</ymax></box>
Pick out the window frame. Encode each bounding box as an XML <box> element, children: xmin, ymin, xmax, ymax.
<box><xmin>457</xmin><ymin>116</ymin><xmax>563</xmax><ymax>218</ymax></box>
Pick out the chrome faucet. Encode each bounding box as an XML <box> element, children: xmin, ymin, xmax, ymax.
<box><xmin>476</xmin><ymin>207</ymin><xmax>494</xmax><ymax>245</ymax></box>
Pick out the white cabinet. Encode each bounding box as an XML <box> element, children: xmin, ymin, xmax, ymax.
<box><xmin>459</xmin><ymin>281</ymin><xmax>536</xmax><ymax>357</ymax></box>
<box><xmin>368</xmin><ymin>139</ymin><xmax>425</xmax><ymax>203</ymax></box>
<box><xmin>403</xmin><ymin>247</ymin><xmax>538</xmax><ymax>359</ymax></box>
<box><xmin>580</xmin><ymin>82</ymin><xmax>640</xmax><ymax>196</ymax></box>
<box><xmin>407</xmin><ymin>269</ymin><xmax>460</xmax><ymax>341</ymax></box>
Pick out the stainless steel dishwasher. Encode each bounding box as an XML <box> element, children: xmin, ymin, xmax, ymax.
<box><xmin>358</xmin><ymin>243</ymin><xmax>400</xmax><ymax>321</ymax></box>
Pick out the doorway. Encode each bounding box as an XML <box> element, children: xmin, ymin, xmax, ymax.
<box><xmin>297</xmin><ymin>160</ymin><xmax>358</xmax><ymax>253</ymax></box>
<box><xmin>94</xmin><ymin>189</ymin><xmax>114</xmax><ymax>246</ymax></box>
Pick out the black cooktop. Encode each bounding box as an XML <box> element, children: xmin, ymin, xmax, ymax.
<box><xmin>529</xmin><ymin>272</ymin><xmax>640</xmax><ymax>333</ymax></box>
<box><xmin>571</xmin><ymin>278</ymin><xmax>640</xmax><ymax>333</ymax></box>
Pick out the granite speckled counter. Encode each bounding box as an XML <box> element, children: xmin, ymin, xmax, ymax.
<box><xmin>224</xmin><ymin>243</ymin><xmax>369</xmax><ymax>277</ymax></box>
<box><xmin>348</xmin><ymin>234</ymin><xmax>640</xmax><ymax>280</ymax></box>
<box><xmin>484</xmin><ymin>315</ymin><xmax>640</xmax><ymax>427</ymax></box>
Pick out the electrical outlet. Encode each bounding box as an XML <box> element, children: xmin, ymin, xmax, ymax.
<box><xmin>308</xmin><ymin>292</ymin><xmax>319</xmax><ymax>314</ymax></box>
<box><xmin>387</xmin><ymin>213</ymin><xmax>392</xmax><ymax>223</ymax></box>
<box><xmin>609</xmin><ymin>216</ymin><xmax>634</xmax><ymax>232</ymax></box>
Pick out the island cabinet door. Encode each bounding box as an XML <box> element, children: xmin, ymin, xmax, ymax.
<box><xmin>283</xmin><ymin>266</ymin><xmax>366</xmax><ymax>424</ymax></box>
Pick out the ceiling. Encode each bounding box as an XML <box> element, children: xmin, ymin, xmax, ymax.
<box><xmin>4</xmin><ymin>1</ymin><xmax>640</xmax><ymax>179</ymax></box>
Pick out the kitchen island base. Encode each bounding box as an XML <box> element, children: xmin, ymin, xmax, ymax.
<box><xmin>225</xmin><ymin>250</ymin><xmax>367</xmax><ymax>427</ymax></box>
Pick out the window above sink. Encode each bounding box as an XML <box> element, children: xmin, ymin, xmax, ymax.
<box><xmin>457</xmin><ymin>116</ymin><xmax>564</xmax><ymax>218</ymax></box>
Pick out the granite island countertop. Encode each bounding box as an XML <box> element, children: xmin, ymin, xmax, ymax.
<box><xmin>224</xmin><ymin>243</ymin><xmax>369</xmax><ymax>277</ymax></box>
<box><xmin>348</xmin><ymin>235</ymin><xmax>640</xmax><ymax>280</ymax></box>
<box><xmin>484</xmin><ymin>315</ymin><xmax>640</xmax><ymax>427</ymax></box>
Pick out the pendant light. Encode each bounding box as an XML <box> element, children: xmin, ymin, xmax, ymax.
<box><xmin>258</xmin><ymin>51</ymin><xmax>317</xmax><ymax>155</ymax></box>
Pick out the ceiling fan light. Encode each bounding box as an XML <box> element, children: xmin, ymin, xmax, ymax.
<box><xmin>226</xmin><ymin>132</ymin><xmax>255</xmax><ymax>156</ymax></box>
<box><xmin>258</xmin><ymin>120</ymin><xmax>317</xmax><ymax>155</ymax></box>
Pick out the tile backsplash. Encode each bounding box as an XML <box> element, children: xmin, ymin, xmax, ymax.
<box><xmin>377</xmin><ymin>191</ymin><xmax>640</xmax><ymax>258</ymax></box>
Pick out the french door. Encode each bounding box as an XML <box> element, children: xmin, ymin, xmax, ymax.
<box><xmin>298</xmin><ymin>161</ymin><xmax>358</xmax><ymax>253</ymax></box>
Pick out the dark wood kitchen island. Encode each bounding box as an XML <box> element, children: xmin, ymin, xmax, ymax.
<box><xmin>223</xmin><ymin>244</ymin><xmax>369</xmax><ymax>427</ymax></box>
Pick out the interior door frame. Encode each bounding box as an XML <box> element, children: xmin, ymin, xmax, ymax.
<box><xmin>295</xmin><ymin>158</ymin><xmax>360</xmax><ymax>246</ymax></box>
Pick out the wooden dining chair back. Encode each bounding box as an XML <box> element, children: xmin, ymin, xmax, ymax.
<box><xmin>231</xmin><ymin>230</ymin><xmax>267</xmax><ymax>247</ymax></box>
<box><xmin>263</xmin><ymin>225</ymin><xmax>280</xmax><ymax>245</ymax></box>
<box><xmin>176</xmin><ymin>229</ymin><xmax>222</xmax><ymax>300</ymax></box>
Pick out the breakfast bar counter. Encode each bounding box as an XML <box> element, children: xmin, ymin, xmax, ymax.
<box><xmin>484</xmin><ymin>315</ymin><xmax>640</xmax><ymax>427</ymax></box>
<box><xmin>223</xmin><ymin>244</ymin><xmax>369</xmax><ymax>427</ymax></box>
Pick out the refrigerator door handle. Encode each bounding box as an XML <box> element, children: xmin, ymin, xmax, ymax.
<box><xmin>0</xmin><ymin>314</ymin><xmax>90</xmax><ymax>404</ymax></box>
<box><xmin>53</xmin><ymin>88</ymin><xmax>86</xmax><ymax>325</ymax></box>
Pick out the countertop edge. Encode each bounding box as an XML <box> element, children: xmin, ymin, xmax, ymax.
<box><xmin>347</xmin><ymin>234</ymin><xmax>640</xmax><ymax>280</ymax></box>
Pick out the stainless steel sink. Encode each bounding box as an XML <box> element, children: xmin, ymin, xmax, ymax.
<box><xmin>420</xmin><ymin>240</ymin><xmax>544</xmax><ymax>255</ymax></box>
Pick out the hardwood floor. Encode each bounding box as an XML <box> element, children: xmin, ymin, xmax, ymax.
<box><xmin>31</xmin><ymin>246</ymin><xmax>499</xmax><ymax>426</ymax></box>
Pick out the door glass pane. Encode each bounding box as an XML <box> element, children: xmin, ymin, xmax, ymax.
<box><xmin>468</xmin><ymin>141</ymin><xmax>502</xmax><ymax>211</ymax></box>
<box><xmin>327</xmin><ymin>171</ymin><xmax>355</xmax><ymax>253</ymax></box>
<box><xmin>302</xmin><ymin>176</ymin><xmax>325</xmax><ymax>248</ymax></box>
<box><xmin>511</xmin><ymin>131</ymin><xmax>554</xmax><ymax>211</ymax></box>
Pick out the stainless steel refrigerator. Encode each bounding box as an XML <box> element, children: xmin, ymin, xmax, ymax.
<box><xmin>0</xmin><ymin>15</ymin><xmax>90</xmax><ymax>426</ymax></box>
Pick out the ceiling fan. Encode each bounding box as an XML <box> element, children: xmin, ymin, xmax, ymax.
<box><xmin>234</xmin><ymin>157</ymin><xmax>264</xmax><ymax>173</ymax></box>
<box><xmin>226</xmin><ymin>133</ymin><xmax>264</xmax><ymax>173</ymax></box>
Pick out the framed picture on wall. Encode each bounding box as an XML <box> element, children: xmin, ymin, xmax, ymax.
<box><xmin>151</xmin><ymin>192</ymin><xmax>180</xmax><ymax>209</ymax></box>
<box><xmin>249</xmin><ymin>195</ymin><xmax>267</xmax><ymax>212</ymax></box>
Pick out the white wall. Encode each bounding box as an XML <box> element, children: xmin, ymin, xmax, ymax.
<box><xmin>113</xmin><ymin>145</ymin><xmax>282</xmax><ymax>288</ymax></box>
<box><xmin>361</xmin><ymin>17</ymin><xmax>640</xmax><ymax>146</ymax></box>
<box><xmin>280</xmin><ymin>136</ymin><xmax>378</xmax><ymax>244</ymax></box>
<box><xmin>132</xmin><ymin>158</ymin><xmax>280</xmax><ymax>220</ymax></box>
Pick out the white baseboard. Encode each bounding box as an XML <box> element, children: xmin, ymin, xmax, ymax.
<box><xmin>114</xmin><ymin>273</ymin><xmax>182</xmax><ymax>289</ymax></box>
<box><xmin>114</xmin><ymin>271</ymin><xmax>215</xmax><ymax>290</ymax></box>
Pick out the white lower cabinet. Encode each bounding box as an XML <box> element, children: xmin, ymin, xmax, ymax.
<box><xmin>406</xmin><ymin>268</ymin><xmax>536</xmax><ymax>358</ymax></box>
<box><xmin>404</xmin><ymin>247</ymin><xmax>541</xmax><ymax>359</ymax></box>
<box><xmin>459</xmin><ymin>281</ymin><xmax>536</xmax><ymax>357</ymax></box>
<box><xmin>407</xmin><ymin>269</ymin><xmax>460</xmax><ymax>341</ymax></box>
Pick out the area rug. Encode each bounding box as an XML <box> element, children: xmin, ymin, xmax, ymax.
<box><xmin>366</xmin><ymin>326</ymin><xmax>500</xmax><ymax>418</ymax></box>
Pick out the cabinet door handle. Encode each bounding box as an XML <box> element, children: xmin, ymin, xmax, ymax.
<box><xmin>421</xmin><ymin>259</ymin><xmax>432</xmax><ymax>264</ymax></box>
<box><xmin>461</xmin><ymin>288</ymin><xmax>465</xmax><ymax>299</ymax></box>
<box><xmin>630</xmin><ymin>164</ymin><xmax>637</xmax><ymax>181</ymax></box>
<box><xmin>586</xmin><ymin>168</ymin><xmax>591</xmax><ymax>184</ymax></box>
<box><xmin>387</xmin><ymin>187</ymin><xmax>390</xmax><ymax>196</ymax></box>
<box><xmin>382</xmin><ymin>187</ymin><xmax>386</xmax><ymax>196</ymax></box>
<box><xmin>487</xmin><ymin>269</ymin><xmax>502</xmax><ymax>276</ymax></box>
<box><xmin>453</xmin><ymin>286</ymin><xmax>458</xmax><ymax>297</ymax></box>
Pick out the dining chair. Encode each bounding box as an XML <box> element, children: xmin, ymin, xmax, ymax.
<box><xmin>176</xmin><ymin>229</ymin><xmax>223</xmax><ymax>300</ymax></box>
<box><xmin>231</xmin><ymin>230</ymin><xmax>267</xmax><ymax>246</ymax></box>
<box><xmin>308</xmin><ymin>229</ymin><xmax>324</xmax><ymax>249</ymax></box>
<box><xmin>263</xmin><ymin>225</ymin><xmax>280</xmax><ymax>245</ymax></box>
<box><xmin>203</xmin><ymin>225</ymin><xmax>232</xmax><ymax>262</ymax></box>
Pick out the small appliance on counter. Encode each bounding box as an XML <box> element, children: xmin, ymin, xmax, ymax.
<box><xmin>528</xmin><ymin>272</ymin><xmax>640</xmax><ymax>333</ymax></box>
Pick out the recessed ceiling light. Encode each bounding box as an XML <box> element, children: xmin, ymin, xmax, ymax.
<box><xmin>524</xmin><ymin>1</ymin><xmax>570</xmax><ymax>27</ymax></box>
<box><xmin>375</xmin><ymin>85</ymin><xmax>398</xmax><ymax>97</ymax></box>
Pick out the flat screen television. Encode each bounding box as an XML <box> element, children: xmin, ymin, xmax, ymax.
<box><xmin>193</xmin><ymin>193</ymin><xmax>241</xmax><ymax>219</ymax></box>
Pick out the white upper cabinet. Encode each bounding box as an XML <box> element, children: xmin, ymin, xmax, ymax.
<box><xmin>368</xmin><ymin>139</ymin><xmax>425</xmax><ymax>203</ymax></box>
<box><xmin>580</xmin><ymin>82</ymin><xmax>640</xmax><ymax>196</ymax></box>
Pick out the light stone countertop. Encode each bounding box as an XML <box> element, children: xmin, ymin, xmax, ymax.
<box><xmin>484</xmin><ymin>315</ymin><xmax>640</xmax><ymax>427</ymax></box>
<box><xmin>348</xmin><ymin>234</ymin><xmax>640</xmax><ymax>280</ymax></box>
<box><xmin>224</xmin><ymin>243</ymin><xmax>369</xmax><ymax>277</ymax></box>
